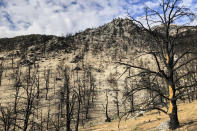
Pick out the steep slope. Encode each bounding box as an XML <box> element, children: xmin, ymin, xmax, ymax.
<box><xmin>0</xmin><ymin>18</ymin><xmax>197</xmax><ymax>130</ymax></box>
<box><xmin>0</xmin><ymin>18</ymin><xmax>143</xmax><ymax>130</ymax></box>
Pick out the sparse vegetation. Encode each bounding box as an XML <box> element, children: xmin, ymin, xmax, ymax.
<box><xmin>0</xmin><ymin>1</ymin><xmax>196</xmax><ymax>130</ymax></box>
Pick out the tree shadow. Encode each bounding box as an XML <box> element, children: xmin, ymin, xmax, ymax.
<box><xmin>179</xmin><ymin>119</ymin><xmax>197</xmax><ymax>128</ymax></box>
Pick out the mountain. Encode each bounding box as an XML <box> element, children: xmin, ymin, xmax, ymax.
<box><xmin>0</xmin><ymin>18</ymin><xmax>197</xmax><ymax>130</ymax></box>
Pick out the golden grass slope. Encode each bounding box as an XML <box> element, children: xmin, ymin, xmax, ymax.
<box><xmin>80</xmin><ymin>100</ymin><xmax>197</xmax><ymax>131</ymax></box>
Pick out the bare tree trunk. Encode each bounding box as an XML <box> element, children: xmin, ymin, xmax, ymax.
<box><xmin>167</xmin><ymin>55</ymin><xmax>179</xmax><ymax>129</ymax></box>
<box><xmin>23</xmin><ymin>64</ymin><xmax>37</xmax><ymax>131</ymax></box>
<box><xmin>0</xmin><ymin>62</ymin><xmax>4</xmax><ymax>87</ymax></box>
<box><xmin>36</xmin><ymin>74</ymin><xmax>40</xmax><ymax>99</ymax></box>
<box><xmin>85</xmin><ymin>95</ymin><xmax>90</xmax><ymax>119</ymax></box>
<box><xmin>75</xmin><ymin>70</ymin><xmax>81</xmax><ymax>131</ymax></box>
<box><xmin>44</xmin><ymin>69</ymin><xmax>50</xmax><ymax>100</ymax></box>
<box><xmin>104</xmin><ymin>91</ymin><xmax>111</xmax><ymax>122</ymax></box>
<box><xmin>75</xmin><ymin>93</ymin><xmax>81</xmax><ymax>131</ymax></box>
<box><xmin>14</xmin><ymin>84</ymin><xmax>20</xmax><ymax>131</ymax></box>
<box><xmin>23</xmin><ymin>65</ymin><xmax>32</xmax><ymax>131</ymax></box>
<box><xmin>23</xmin><ymin>111</ymin><xmax>30</xmax><ymax>131</ymax></box>
<box><xmin>169</xmin><ymin>99</ymin><xmax>179</xmax><ymax>129</ymax></box>
<box><xmin>64</xmin><ymin>69</ymin><xmax>71</xmax><ymax>131</ymax></box>
<box><xmin>11</xmin><ymin>53</ymin><xmax>14</xmax><ymax>69</ymax></box>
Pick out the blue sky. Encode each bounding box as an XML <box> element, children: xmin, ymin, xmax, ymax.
<box><xmin>0</xmin><ymin>0</ymin><xmax>197</xmax><ymax>38</ymax></box>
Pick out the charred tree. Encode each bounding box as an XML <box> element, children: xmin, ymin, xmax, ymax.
<box><xmin>0</xmin><ymin>61</ymin><xmax>4</xmax><ymax>87</ymax></box>
<box><xmin>118</xmin><ymin>0</ymin><xmax>196</xmax><ymax>129</ymax></box>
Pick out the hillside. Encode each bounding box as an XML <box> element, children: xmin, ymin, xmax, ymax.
<box><xmin>81</xmin><ymin>100</ymin><xmax>197</xmax><ymax>131</ymax></box>
<box><xmin>0</xmin><ymin>18</ymin><xmax>197</xmax><ymax>131</ymax></box>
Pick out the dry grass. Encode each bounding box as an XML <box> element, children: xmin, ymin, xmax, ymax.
<box><xmin>80</xmin><ymin>100</ymin><xmax>197</xmax><ymax>131</ymax></box>
<box><xmin>1</xmin><ymin>51</ymin><xmax>197</xmax><ymax>130</ymax></box>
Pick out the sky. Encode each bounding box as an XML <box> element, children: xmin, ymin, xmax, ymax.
<box><xmin>0</xmin><ymin>0</ymin><xmax>197</xmax><ymax>38</ymax></box>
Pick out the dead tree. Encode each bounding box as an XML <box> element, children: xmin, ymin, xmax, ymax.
<box><xmin>57</xmin><ymin>66</ymin><xmax>77</xmax><ymax>131</ymax></box>
<box><xmin>118</xmin><ymin>0</ymin><xmax>196</xmax><ymax>129</ymax></box>
<box><xmin>63</xmin><ymin>67</ymin><xmax>77</xmax><ymax>131</ymax></box>
<box><xmin>123</xmin><ymin>78</ymin><xmax>135</xmax><ymax>113</ymax></box>
<box><xmin>85</xmin><ymin>70</ymin><xmax>93</xmax><ymax>119</ymax></box>
<box><xmin>103</xmin><ymin>91</ymin><xmax>111</xmax><ymax>122</ymax></box>
<box><xmin>74</xmin><ymin>69</ymin><xmax>82</xmax><ymax>131</ymax></box>
<box><xmin>36</xmin><ymin>73</ymin><xmax>40</xmax><ymax>99</ymax></box>
<box><xmin>44</xmin><ymin>68</ymin><xmax>50</xmax><ymax>100</ymax></box>
<box><xmin>11</xmin><ymin>53</ymin><xmax>14</xmax><ymax>69</ymax></box>
<box><xmin>0</xmin><ymin>61</ymin><xmax>4</xmax><ymax>87</ymax></box>
<box><xmin>22</xmin><ymin>64</ymin><xmax>39</xmax><ymax>131</ymax></box>
<box><xmin>113</xmin><ymin>91</ymin><xmax>120</xmax><ymax>119</ymax></box>
<box><xmin>0</xmin><ymin>105</ymin><xmax>14</xmax><ymax>131</ymax></box>
<box><xmin>75</xmin><ymin>83</ymin><xmax>82</xmax><ymax>131</ymax></box>
<box><xmin>12</xmin><ymin>65</ymin><xmax>22</xmax><ymax>131</ymax></box>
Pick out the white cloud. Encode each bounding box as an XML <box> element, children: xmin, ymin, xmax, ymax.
<box><xmin>0</xmin><ymin>0</ymin><xmax>128</xmax><ymax>38</ymax></box>
<box><xmin>144</xmin><ymin>0</ymin><xmax>161</xmax><ymax>8</ymax></box>
<box><xmin>0</xmin><ymin>0</ymin><xmax>196</xmax><ymax>38</ymax></box>
<box><xmin>179</xmin><ymin>0</ymin><xmax>193</xmax><ymax>7</ymax></box>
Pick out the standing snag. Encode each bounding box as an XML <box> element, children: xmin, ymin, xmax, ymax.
<box><xmin>0</xmin><ymin>61</ymin><xmax>4</xmax><ymax>87</ymax></box>
<box><xmin>119</xmin><ymin>0</ymin><xmax>196</xmax><ymax>129</ymax></box>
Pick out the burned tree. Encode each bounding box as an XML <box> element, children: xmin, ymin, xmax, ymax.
<box><xmin>0</xmin><ymin>105</ymin><xmax>15</xmax><ymax>131</ymax></box>
<box><xmin>21</xmin><ymin>64</ymin><xmax>39</xmax><ymax>131</ymax></box>
<box><xmin>0</xmin><ymin>60</ymin><xmax>4</xmax><ymax>87</ymax></box>
<box><xmin>102</xmin><ymin>91</ymin><xmax>111</xmax><ymax>122</ymax></box>
<box><xmin>44</xmin><ymin>68</ymin><xmax>50</xmax><ymax>100</ymax></box>
<box><xmin>12</xmin><ymin>65</ymin><xmax>22</xmax><ymax>131</ymax></box>
<box><xmin>119</xmin><ymin>0</ymin><xmax>196</xmax><ymax>129</ymax></box>
<box><xmin>64</xmin><ymin>67</ymin><xmax>72</xmax><ymax>131</ymax></box>
<box><xmin>57</xmin><ymin>66</ymin><xmax>77</xmax><ymax>131</ymax></box>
